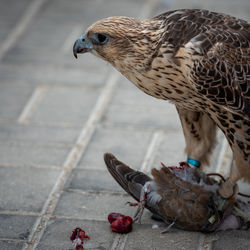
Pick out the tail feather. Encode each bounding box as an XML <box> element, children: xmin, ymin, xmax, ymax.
<box><xmin>104</xmin><ymin>153</ymin><xmax>151</xmax><ymax>201</ymax></box>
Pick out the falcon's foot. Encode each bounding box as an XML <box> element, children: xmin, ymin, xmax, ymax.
<box><xmin>216</xmin><ymin>178</ymin><xmax>239</xmax><ymax>214</ymax></box>
<box><xmin>218</xmin><ymin>178</ymin><xmax>238</xmax><ymax>199</ymax></box>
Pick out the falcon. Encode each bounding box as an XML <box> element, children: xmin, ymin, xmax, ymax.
<box><xmin>73</xmin><ymin>9</ymin><xmax>250</xmax><ymax>199</ymax></box>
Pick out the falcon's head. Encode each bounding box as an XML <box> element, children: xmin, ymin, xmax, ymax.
<box><xmin>73</xmin><ymin>16</ymin><xmax>161</xmax><ymax>72</ymax></box>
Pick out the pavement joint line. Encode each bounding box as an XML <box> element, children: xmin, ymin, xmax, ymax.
<box><xmin>140</xmin><ymin>130</ymin><xmax>165</xmax><ymax>173</ymax></box>
<box><xmin>65</xmin><ymin>188</ymin><xmax>129</xmax><ymax>197</ymax></box>
<box><xmin>110</xmin><ymin>234</ymin><xmax>128</xmax><ymax>250</ymax></box>
<box><xmin>110</xmin><ymin>234</ymin><xmax>123</xmax><ymax>250</ymax></box>
<box><xmin>0</xmin><ymin>119</ymin><xmax>82</xmax><ymax>129</ymax></box>
<box><xmin>0</xmin><ymin>139</ymin><xmax>73</xmax><ymax>148</ymax></box>
<box><xmin>0</xmin><ymin>163</ymin><xmax>62</xmax><ymax>170</ymax></box>
<box><xmin>197</xmin><ymin>233</ymin><xmax>205</xmax><ymax>250</ymax></box>
<box><xmin>0</xmin><ymin>61</ymin><xmax>106</xmax><ymax>75</ymax></box>
<box><xmin>118</xmin><ymin>234</ymin><xmax>128</xmax><ymax>250</ymax></box>
<box><xmin>18</xmin><ymin>121</ymin><xmax>84</xmax><ymax>128</ymax></box>
<box><xmin>0</xmin><ymin>210</ymin><xmax>40</xmax><ymax>217</ymax></box>
<box><xmin>0</xmin><ymin>0</ymin><xmax>47</xmax><ymax>61</ymax></box>
<box><xmin>102</xmin><ymin>121</ymin><xmax>182</xmax><ymax>133</ymax></box>
<box><xmin>0</xmin><ymin>238</ymin><xmax>26</xmax><ymax>243</ymax></box>
<box><xmin>197</xmin><ymin>234</ymin><xmax>213</xmax><ymax>250</ymax></box>
<box><xmin>24</xmin><ymin>70</ymin><xmax>120</xmax><ymax>250</ymax></box>
<box><xmin>52</xmin><ymin>215</ymin><xmax>155</xmax><ymax>226</ymax></box>
<box><xmin>39</xmin><ymin>82</ymin><xmax>102</xmax><ymax>91</ymax></box>
<box><xmin>47</xmin><ymin>215</ymin><xmax>109</xmax><ymax>222</ymax></box>
<box><xmin>61</xmin><ymin>25</ymin><xmax>83</xmax><ymax>54</ymax></box>
<box><xmin>18</xmin><ymin>86</ymin><xmax>48</xmax><ymax>124</ymax></box>
<box><xmin>198</xmin><ymin>234</ymin><xmax>217</xmax><ymax>250</ymax></box>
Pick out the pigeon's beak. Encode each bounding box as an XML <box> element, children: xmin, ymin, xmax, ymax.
<box><xmin>73</xmin><ymin>34</ymin><xmax>93</xmax><ymax>59</ymax></box>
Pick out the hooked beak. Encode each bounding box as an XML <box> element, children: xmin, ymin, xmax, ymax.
<box><xmin>73</xmin><ymin>34</ymin><xmax>93</xmax><ymax>59</ymax></box>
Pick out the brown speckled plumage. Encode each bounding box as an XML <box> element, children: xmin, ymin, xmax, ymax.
<box><xmin>74</xmin><ymin>9</ymin><xmax>250</xmax><ymax>196</ymax></box>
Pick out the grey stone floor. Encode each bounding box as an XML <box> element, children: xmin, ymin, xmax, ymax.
<box><xmin>0</xmin><ymin>0</ymin><xmax>249</xmax><ymax>249</ymax></box>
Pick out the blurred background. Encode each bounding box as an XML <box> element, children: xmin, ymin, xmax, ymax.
<box><xmin>0</xmin><ymin>0</ymin><xmax>249</xmax><ymax>249</ymax></box>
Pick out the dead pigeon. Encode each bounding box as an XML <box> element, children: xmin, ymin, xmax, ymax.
<box><xmin>104</xmin><ymin>153</ymin><xmax>250</xmax><ymax>232</ymax></box>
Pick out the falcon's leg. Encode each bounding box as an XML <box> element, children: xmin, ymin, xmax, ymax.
<box><xmin>176</xmin><ymin>107</ymin><xmax>217</xmax><ymax>169</ymax></box>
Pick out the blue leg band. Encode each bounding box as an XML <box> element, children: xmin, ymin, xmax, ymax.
<box><xmin>187</xmin><ymin>158</ymin><xmax>201</xmax><ymax>168</ymax></box>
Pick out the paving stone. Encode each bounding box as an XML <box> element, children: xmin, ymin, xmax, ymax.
<box><xmin>3</xmin><ymin>45</ymin><xmax>109</xmax><ymax>72</ymax></box>
<box><xmin>78</xmin><ymin>126</ymin><xmax>152</xmax><ymax>170</ymax></box>
<box><xmin>0</xmin><ymin>166</ymin><xmax>60</xmax><ymax>212</ymax></box>
<box><xmin>212</xmin><ymin>230</ymin><xmax>250</xmax><ymax>250</ymax></box>
<box><xmin>1</xmin><ymin>0</ymin><xmax>249</xmax><ymax>249</ymax></box>
<box><xmin>3</xmin><ymin>0</ymin><xmax>147</xmax><ymax>67</ymax></box>
<box><xmin>0</xmin><ymin>142</ymin><xmax>70</xmax><ymax>167</ymax></box>
<box><xmin>0</xmin><ymin>214</ymin><xmax>36</xmax><ymax>240</ymax></box>
<box><xmin>124</xmin><ymin>223</ymin><xmax>202</xmax><ymax>250</ymax></box>
<box><xmin>0</xmin><ymin>0</ymin><xmax>32</xmax><ymax>44</ymax></box>
<box><xmin>103</xmin><ymin>79</ymin><xmax>182</xmax><ymax>130</ymax></box>
<box><xmin>152</xmin><ymin>131</ymin><xmax>186</xmax><ymax>167</ymax></box>
<box><xmin>66</xmin><ymin>169</ymin><xmax>124</xmax><ymax>193</ymax></box>
<box><xmin>37</xmin><ymin>218</ymin><xmax>116</xmax><ymax>250</ymax></box>
<box><xmin>0</xmin><ymin>84</ymin><xmax>34</xmax><ymax>121</ymax></box>
<box><xmin>0</xmin><ymin>123</ymin><xmax>80</xmax><ymax>144</ymax></box>
<box><xmin>0</xmin><ymin>241</ymin><xmax>24</xmax><ymax>250</ymax></box>
<box><xmin>53</xmin><ymin>191</ymin><xmax>134</xmax><ymax>221</ymax></box>
<box><xmin>29</xmin><ymin>86</ymin><xmax>101</xmax><ymax>125</ymax></box>
<box><xmin>0</xmin><ymin>63</ymin><xmax>110</xmax><ymax>87</ymax></box>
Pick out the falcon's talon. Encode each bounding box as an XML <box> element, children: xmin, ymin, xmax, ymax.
<box><xmin>218</xmin><ymin>178</ymin><xmax>239</xmax><ymax>199</ymax></box>
<box><xmin>215</xmin><ymin>181</ymin><xmax>239</xmax><ymax>215</ymax></box>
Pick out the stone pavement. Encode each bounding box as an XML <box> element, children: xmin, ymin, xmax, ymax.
<box><xmin>0</xmin><ymin>0</ymin><xmax>249</xmax><ymax>249</ymax></box>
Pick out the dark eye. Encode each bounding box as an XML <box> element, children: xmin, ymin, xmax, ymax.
<box><xmin>96</xmin><ymin>33</ymin><xmax>109</xmax><ymax>45</ymax></box>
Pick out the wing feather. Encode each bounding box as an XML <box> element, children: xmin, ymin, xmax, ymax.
<box><xmin>154</xmin><ymin>9</ymin><xmax>250</xmax><ymax>118</ymax></box>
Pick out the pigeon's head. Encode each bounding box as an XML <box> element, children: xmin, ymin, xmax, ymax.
<box><xmin>73</xmin><ymin>16</ymin><xmax>160</xmax><ymax>72</ymax></box>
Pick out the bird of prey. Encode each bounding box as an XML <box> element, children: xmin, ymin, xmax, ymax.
<box><xmin>73</xmin><ymin>9</ymin><xmax>250</xmax><ymax>199</ymax></box>
<box><xmin>104</xmin><ymin>153</ymin><xmax>250</xmax><ymax>231</ymax></box>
